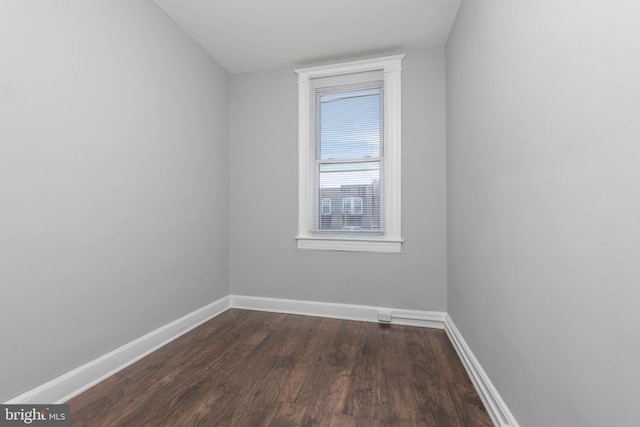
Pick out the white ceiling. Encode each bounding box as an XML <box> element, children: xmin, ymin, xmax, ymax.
<box><xmin>152</xmin><ymin>0</ymin><xmax>461</xmax><ymax>74</ymax></box>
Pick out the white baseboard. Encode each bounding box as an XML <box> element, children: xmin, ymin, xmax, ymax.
<box><xmin>230</xmin><ymin>294</ymin><xmax>446</xmax><ymax>329</ymax></box>
<box><xmin>5</xmin><ymin>294</ymin><xmax>519</xmax><ymax>427</ymax></box>
<box><xmin>444</xmin><ymin>314</ymin><xmax>520</xmax><ymax>427</ymax></box>
<box><xmin>5</xmin><ymin>296</ymin><xmax>231</xmax><ymax>405</ymax></box>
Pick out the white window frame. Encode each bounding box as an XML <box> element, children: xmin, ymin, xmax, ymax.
<box><xmin>296</xmin><ymin>55</ymin><xmax>403</xmax><ymax>253</ymax></box>
<box><xmin>321</xmin><ymin>198</ymin><xmax>332</xmax><ymax>216</ymax></box>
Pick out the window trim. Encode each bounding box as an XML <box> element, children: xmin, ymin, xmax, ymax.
<box><xmin>295</xmin><ymin>55</ymin><xmax>404</xmax><ymax>254</ymax></box>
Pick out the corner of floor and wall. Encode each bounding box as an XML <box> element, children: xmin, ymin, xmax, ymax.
<box><xmin>3</xmin><ymin>1</ymin><xmax>640</xmax><ymax>427</ymax></box>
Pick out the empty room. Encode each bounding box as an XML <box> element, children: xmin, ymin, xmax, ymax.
<box><xmin>2</xmin><ymin>1</ymin><xmax>639</xmax><ymax>426</ymax></box>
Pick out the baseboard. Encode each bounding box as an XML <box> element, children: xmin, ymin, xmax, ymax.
<box><xmin>5</xmin><ymin>294</ymin><xmax>520</xmax><ymax>427</ymax></box>
<box><xmin>5</xmin><ymin>296</ymin><xmax>231</xmax><ymax>405</ymax></box>
<box><xmin>444</xmin><ymin>314</ymin><xmax>520</xmax><ymax>427</ymax></box>
<box><xmin>230</xmin><ymin>295</ymin><xmax>446</xmax><ymax>329</ymax></box>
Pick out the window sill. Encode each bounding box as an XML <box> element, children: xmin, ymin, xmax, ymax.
<box><xmin>296</xmin><ymin>236</ymin><xmax>402</xmax><ymax>254</ymax></box>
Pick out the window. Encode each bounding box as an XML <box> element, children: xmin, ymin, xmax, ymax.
<box><xmin>296</xmin><ymin>55</ymin><xmax>403</xmax><ymax>253</ymax></box>
<box><xmin>342</xmin><ymin>197</ymin><xmax>363</xmax><ymax>215</ymax></box>
<box><xmin>321</xmin><ymin>198</ymin><xmax>332</xmax><ymax>216</ymax></box>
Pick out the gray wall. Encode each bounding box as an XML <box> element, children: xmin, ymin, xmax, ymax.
<box><xmin>0</xmin><ymin>1</ymin><xmax>230</xmax><ymax>401</ymax></box>
<box><xmin>230</xmin><ymin>48</ymin><xmax>447</xmax><ymax>311</ymax></box>
<box><xmin>446</xmin><ymin>1</ymin><xmax>640</xmax><ymax>425</ymax></box>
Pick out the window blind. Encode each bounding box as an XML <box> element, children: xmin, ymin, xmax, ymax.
<box><xmin>308</xmin><ymin>70</ymin><xmax>384</xmax><ymax>236</ymax></box>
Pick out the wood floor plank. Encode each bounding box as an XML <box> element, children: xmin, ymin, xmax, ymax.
<box><xmin>380</xmin><ymin>324</ymin><xmax>418</xmax><ymax>426</ymax></box>
<box><xmin>266</xmin><ymin>402</ymin><xmax>307</xmax><ymax>427</ymax></box>
<box><xmin>343</xmin><ymin>322</ymin><xmax>383</xmax><ymax>421</ymax></box>
<box><xmin>68</xmin><ymin>309</ymin><xmax>493</xmax><ymax>427</ymax></box>
<box><xmin>409</xmin><ymin>326</ymin><xmax>460</xmax><ymax>426</ymax></box>
<box><xmin>276</xmin><ymin>315</ymin><xmax>318</xmax><ymax>358</ymax></box>
<box><xmin>292</xmin><ymin>318</ymin><xmax>342</xmax><ymax>407</ymax></box>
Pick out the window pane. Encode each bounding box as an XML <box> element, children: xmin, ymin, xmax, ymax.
<box><xmin>321</xmin><ymin>198</ymin><xmax>332</xmax><ymax>215</ymax></box>
<box><xmin>319</xmin><ymin>88</ymin><xmax>381</xmax><ymax>161</ymax></box>
<box><xmin>342</xmin><ymin>198</ymin><xmax>351</xmax><ymax>214</ymax></box>
<box><xmin>353</xmin><ymin>198</ymin><xmax>363</xmax><ymax>215</ymax></box>
<box><xmin>319</xmin><ymin>162</ymin><xmax>380</xmax><ymax>187</ymax></box>
<box><xmin>317</xmin><ymin>162</ymin><xmax>382</xmax><ymax>232</ymax></box>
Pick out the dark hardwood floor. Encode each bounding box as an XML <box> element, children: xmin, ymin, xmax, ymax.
<box><xmin>68</xmin><ymin>309</ymin><xmax>492</xmax><ymax>426</ymax></box>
